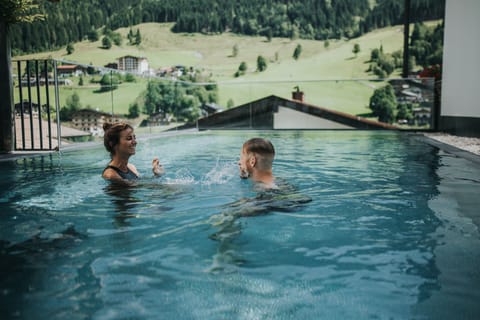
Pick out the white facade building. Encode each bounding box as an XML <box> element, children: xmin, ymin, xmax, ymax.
<box><xmin>117</xmin><ymin>55</ymin><xmax>149</xmax><ymax>74</ymax></box>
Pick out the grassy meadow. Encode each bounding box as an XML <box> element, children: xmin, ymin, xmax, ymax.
<box><xmin>13</xmin><ymin>21</ymin><xmax>441</xmax><ymax>117</ymax></box>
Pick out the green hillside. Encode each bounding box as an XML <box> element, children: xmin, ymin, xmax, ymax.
<box><xmin>14</xmin><ymin>21</ymin><xmax>441</xmax><ymax>117</ymax></box>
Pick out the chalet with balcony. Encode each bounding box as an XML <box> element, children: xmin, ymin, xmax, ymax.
<box><xmin>56</xmin><ymin>64</ymin><xmax>85</xmax><ymax>77</ymax></box>
<box><xmin>72</xmin><ymin>109</ymin><xmax>122</xmax><ymax>136</ymax></box>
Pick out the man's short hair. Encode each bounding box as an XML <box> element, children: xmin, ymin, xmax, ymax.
<box><xmin>243</xmin><ymin>138</ymin><xmax>275</xmax><ymax>170</ymax></box>
<box><xmin>243</xmin><ymin>138</ymin><xmax>275</xmax><ymax>157</ymax></box>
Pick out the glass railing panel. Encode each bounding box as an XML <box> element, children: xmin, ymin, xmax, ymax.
<box><xmin>11</xmin><ymin>59</ymin><xmax>437</xmax><ymax>149</ymax></box>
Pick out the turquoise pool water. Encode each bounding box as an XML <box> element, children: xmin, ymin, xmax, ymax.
<box><xmin>1</xmin><ymin>130</ymin><xmax>479</xmax><ymax>319</ymax></box>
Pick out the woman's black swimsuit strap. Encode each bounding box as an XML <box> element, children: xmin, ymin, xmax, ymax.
<box><xmin>104</xmin><ymin>165</ymin><xmax>139</xmax><ymax>180</ymax></box>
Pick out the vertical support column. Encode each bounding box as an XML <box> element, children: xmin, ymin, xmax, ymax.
<box><xmin>110</xmin><ymin>70</ymin><xmax>114</xmax><ymax>122</ymax></box>
<box><xmin>0</xmin><ymin>20</ymin><xmax>14</xmax><ymax>153</ymax></box>
<box><xmin>433</xmin><ymin>79</ymin><xmax>442</xmax><ymax>131</ymax></box>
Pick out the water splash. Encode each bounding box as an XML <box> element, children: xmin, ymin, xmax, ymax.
<box><xmin>161</xmin><ymin>159</ymin><xmax>237</xmax><ymax>186</ymax></box>
<box><xmin>163</xmin><ymin>168</ymin><xmax>196</xmax><ymax>185</ymax></box>
<box><xmin>201</xmin><ymin>159</ymin><xmax>237</xmax><ymax>186</ymax></box>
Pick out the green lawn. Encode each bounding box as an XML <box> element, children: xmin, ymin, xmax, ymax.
<box><xmin>60</xmin><ymin>79</ymin><xmax>148</xmax><ymax>115</ymax></box>
<box><xmin>14</xmin><ymin>21</ymin><xmax>441</xmax><ymax>117</ymax></box>
<box><xmin>13</xmin><ymin>77</ymin><xmax>148</xmax><ymax>115</ymax></box>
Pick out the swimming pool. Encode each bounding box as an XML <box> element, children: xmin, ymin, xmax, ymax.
<box><xmin>1</xmin><ymin>130</ymin><xmax>479</xmax><ymax>319</ymax></box>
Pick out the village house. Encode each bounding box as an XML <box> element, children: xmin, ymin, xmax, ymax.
<box><xmin>104</xmin><ymin>62</ymin><xmax>118</xmax><ymax>70</ymax></box>
<box><xmin>144</xmin><ymin>111</ymin><xmax>170</xmax><ymax>126</ymax></box>
<box><xmin>413</xmin><ymin>107</ymin><xmax>432</xmax><ymax>126</ymax></box>
<box><xmin>14</xmin><ymin>101</ymin><xmax>40</xmax><ymax>116</ymax></box>
<box><xmin>116</xmin><ymin>55</ymin><xmax>149</xmax><ymax>75</ymax></box>
<box><xmin>72</xmin><ymin>109</ymin><xmax>122</xmax><ymax>136</ymax></box>
<box><xmin>200</xmin><ymin>102</ymin><xmax>223</xmax><ymax>117</ymax></box>
<box><xmin>56</xmin><ymin>64</ymin><xmax>85</xmax><ymax>77</ymax></box>
<box><xmin>19</xmin><ymin>78</ymin><xmax>72</xmax><ymax>86</ymax></box>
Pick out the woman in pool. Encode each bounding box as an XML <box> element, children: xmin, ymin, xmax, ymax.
<box><xmin>102</xmin><ymin>122</ymin><xmax>164</xmax><ymax>183</ymax></box>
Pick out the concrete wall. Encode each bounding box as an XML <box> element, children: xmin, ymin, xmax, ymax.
<box><xmin>440</xmin><ymin>0</ymin><xmax>480</xmax><ymax>136</ymax></box>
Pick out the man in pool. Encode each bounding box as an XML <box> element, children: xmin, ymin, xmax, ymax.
<box><xmin>208</xmin><ymin>137</ymin><xmax>310</xmax><ymax>256</ymax></box>
<box><xmin>238</xmin><ymin>137</ymin><xmax>277</xmax><ymax>189</ymax></box>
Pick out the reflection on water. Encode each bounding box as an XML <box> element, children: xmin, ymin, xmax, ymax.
<box><xmin>207</xmin><ymin>179</ymin><xmax>312</xmax><ymax>272</ymax></box>
<box><xmin>104</xmin><ymin>178</ymin><xmax>188</xmax><ymax>227</ymax></box>
<box><xmin>104</xmin><ymin>184</ymin><xmax>142</xmax><ymax>227</ymax></box>
<box><xmin>207</xmin><ymin>216</ymin><xmax>245</xmax><ymax>273</ymax></box>
<box><xmin>212</xmin><ymin>178</ymin><xmax>312</xmax><ymax>219</ymax></box>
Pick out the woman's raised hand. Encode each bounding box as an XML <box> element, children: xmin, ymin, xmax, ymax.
<box><xmin>152</xmin><ymin>158</ymin><xmax>165</xmax><ymax>176</ymax></box>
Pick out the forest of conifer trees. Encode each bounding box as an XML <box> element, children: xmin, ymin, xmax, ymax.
<box><xmin>10</xmin><ymin>0</ymin><xmax>445</xmax><ymax>55</ymax></box>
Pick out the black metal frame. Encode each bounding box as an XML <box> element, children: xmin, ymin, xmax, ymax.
<box><xmin>14</xmin><ymin>59</ymin><xmax>58</xmax><ymax>151</ymax></box>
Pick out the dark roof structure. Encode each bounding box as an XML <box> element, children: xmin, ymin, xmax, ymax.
<box><xmin>176</xmin><ymin>95</ymin><xmax>398</xmax><ymax>130</ymax></box>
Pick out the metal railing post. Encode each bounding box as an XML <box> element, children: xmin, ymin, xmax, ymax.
<box><xmin>53</xmin><ymin>60</ymin><xmax>61</xmax><ymax>150</ymax></box>
<box><xmin>16</xmin><ymin>60</ymin><xmax>25</xmax><ymax>150</ymax></box>
<box><xmin>35</xmin><ymin>60</ymin><xmax>44</xmax><ymax>150</ymax></box>
<box><xmin>45</xmin><ymin>60</ymin><xmax>53</xmax><ymax>150</ymax></box>
<box><xmin>26</xmin><ymin>61</ymin><xmax>34</xmax><ymax>149</ymax></box>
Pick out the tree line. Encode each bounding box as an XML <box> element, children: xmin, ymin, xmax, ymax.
<box><xmin>11</xmin><ymin>0</ymin><xmax>445</xmax><ymax>55</ymax></box>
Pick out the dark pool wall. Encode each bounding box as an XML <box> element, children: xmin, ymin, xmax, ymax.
<box><xmin>439</xmin><ymin>116</ymin><xmax>480</xmax><ymax>138</ymax></box>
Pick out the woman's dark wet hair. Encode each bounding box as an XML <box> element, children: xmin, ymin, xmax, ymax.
<box><xmin>103</xmin><ymin>122</ymin><xmax>133</xmax><ymax>157</ymax></box>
